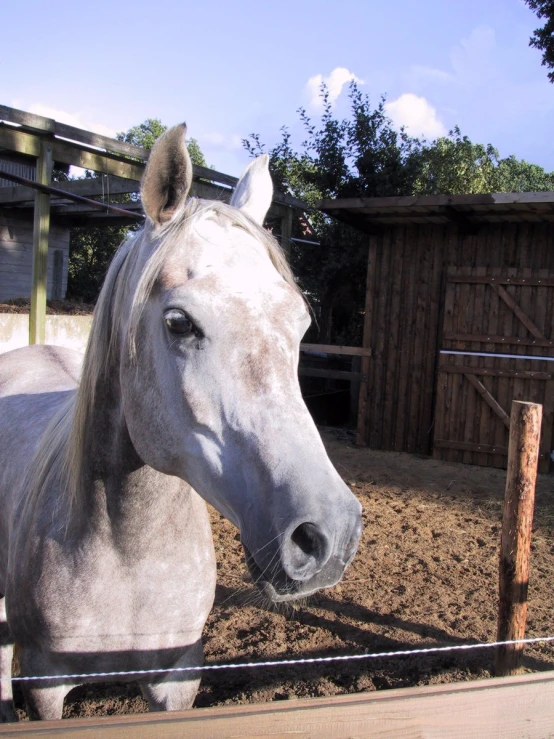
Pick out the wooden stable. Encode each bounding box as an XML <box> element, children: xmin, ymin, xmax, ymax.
<box><xmin>319</xmin><ymin>194</ymin><xmax>554</xmax><ymax>472</ymax></box>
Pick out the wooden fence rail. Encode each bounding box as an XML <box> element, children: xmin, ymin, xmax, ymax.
<box><xmin>2</xmin><ymin>670</ymin><xmax>554</xmax><ymax>737</ymax></box>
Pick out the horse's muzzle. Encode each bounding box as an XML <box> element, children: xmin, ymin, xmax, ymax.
<box><xmin>243</xmin><ymin>514</ymin><xmax>362</xmax><ymax>603</ymax></box>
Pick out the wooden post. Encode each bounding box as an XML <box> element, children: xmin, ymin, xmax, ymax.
<box><xmin>496</xmin><ymin>400</ymin><xmax>542</xmax><ymax>676</ymax></box>
<box><xmin>29</xmin><ymin>137</ymin><xmax>53</xmax><ymax>345</ymax></box>
<box><xmin>356</xmin><ymin>238</ymin><xmax>377</xmax><ymax>446</ymax></box>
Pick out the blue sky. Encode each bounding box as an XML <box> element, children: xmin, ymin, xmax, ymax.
<box><xmin>2</xmin><ymin>0</ymin><xmax>553</xmax><ymax>177</ymax></box>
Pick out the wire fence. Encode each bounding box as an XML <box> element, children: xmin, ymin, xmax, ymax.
<box><xmin>6</xmin><ymin>635</ymin><xmax>554</xmax><ymax>684</ymax></box>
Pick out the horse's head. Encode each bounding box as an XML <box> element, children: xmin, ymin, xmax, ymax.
<box><xmin>119</xmin><ymin>124</ymin><xmax>361</xmax><ymax>602</ymax></box>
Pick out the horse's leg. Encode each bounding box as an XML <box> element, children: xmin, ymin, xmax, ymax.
<box><xmin>19</xmin><ymin>684</ymin><xmax>69</xmax><ymax>721</ymax></box>
<box><xmin>0</xmin><ymin>596</ymin><xmax>17</xmax><ymax>723</ymax></box>
<box><xmin>140</xmin><ymin>639</ymin><xmax>203</xmax><ymax>712</ymax></box>
<box><xmin>17</xmin><ymin>648</ymin><xmax>69</xmax><ymax>721</ymax></box>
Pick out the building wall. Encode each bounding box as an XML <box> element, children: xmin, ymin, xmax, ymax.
<box><xmin>0</xmin><ymin>212</ymin><xmax>70</xmax><ymax>301</ymax></box>
<box><xmin>0</xmin><ymin>314</ymin><xmax>92</xmax><ymax>354</ymax></box>
<box><xmin>0</xmin><ymin>157</ymin><xmax>36</xmax><ymax>188</ymax></box>
<box><xmin>358</xmin><ymin>222</ymin><xmax>554</xmax><ymax>457</ymax></box>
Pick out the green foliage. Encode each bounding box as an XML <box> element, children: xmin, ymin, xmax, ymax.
<box><xmin>116</xmin><ymin>118</ymin><xmax>208</xmax><ymax>165</ymax></box>
<box><xmin>244</xmin><ymin>82</ymin><xmax>554</xmax><ymax>345</ymax></box>
<box><xmin>525</xmin><ymin>0</ymin><xmax>554</xmax><ymax>82</ymax></box>
<box><xmin>67</xmin><ymin>225</ymin><xmax>130</xmax><ymax>302</ymax></box>
<box><xmin>116</xmin><ymin>118</ymin><xmax>167</xmax><ymax>150</ymax></box>
<box><xmin>414</xmin><ymin>127</ymin><xmax>554</xmax><ymax>194</ymax></box>
<box><xmin>68</xmin><ymin>119</ymin><xmax>208</xmax><ymax>301</ymax></box>
<box><xmin>186</xmin><ymin>137</ymin><xmax>208</xmax><ymax>168</ymax></box>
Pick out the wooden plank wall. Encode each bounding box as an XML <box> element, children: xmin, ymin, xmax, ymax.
<box><xmin>2</xmin><ymin>671</ymin><xmax>554</xmax><ymax>738</ymax></box>
<box><xmin>0</xmin><ymin>212</ymin><xmax>69</xmax><ymax>301</ymax></box>
<box><xmin>358</xmin><ymin>222</ymin><xmax>554</xmax><ymax>456</ymax></box>
<box><xmin>434</xmin><ymin>267</ymin><xmax>554</xmax><ymax>471</ymax></box>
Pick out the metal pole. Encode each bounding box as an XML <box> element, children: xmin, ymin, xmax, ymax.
<box><xmin>0</xmin><ymin>168</ymin><xmax>144</xmax><ymax>221</ymax></box>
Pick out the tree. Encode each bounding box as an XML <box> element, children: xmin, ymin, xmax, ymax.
<box><xmin>525</xmin><ymin>0</ymin><xmax>554</xmax><ymax>82</ymax></box>
<box><xmin>117</xmin><ymin>118</ymin><xmax>207</xmax><ymax>165</ymax></box>
<box><xmin>67</xmin><ymin>120</ymin><xmax>208</xmax><ymax>301</ymax></box>
<box><xmin>413</xmin><ymin>127</ymin><xmax>554</xmax><ymax>195</ymax></box>
<box><xmin>246</xmin><ymin>84</ymin><xmax>427</xmax><ymax>343</ymax></box>
<box><xmin>244</xmin><ymin>82</ymin><xmax>554</xmax><ymax>345</ymax></box>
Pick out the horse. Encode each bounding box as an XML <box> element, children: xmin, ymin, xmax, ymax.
<box><xmin>0</xmin><ymin>124</ymin><xmax>362</xmax><ymax>722</ymax></box>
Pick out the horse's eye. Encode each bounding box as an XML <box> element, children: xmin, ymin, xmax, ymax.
<box><xmin>164</xmin><ymin>309</ymin><xmax>194</xmax><ymax>335</ymax></box>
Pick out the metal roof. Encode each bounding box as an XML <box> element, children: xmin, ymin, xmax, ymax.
<box><xmin>317</xmin><ymin>192</ymin><xmax>554</xmax><ymax>233</ymax></box>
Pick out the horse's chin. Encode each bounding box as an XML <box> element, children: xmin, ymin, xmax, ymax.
<box><xmin>243</xmin><ymin>546</ymin><xmax>343</xmax><ymax>604</ymax></box>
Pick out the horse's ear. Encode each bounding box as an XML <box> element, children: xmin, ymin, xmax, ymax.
<box><xmin>230</xmin><ymin>154</ymin><xmax>273</xmax><ymax>226</ymax></box>
<box><xmin>141</xmin><ymin>124</ymin><xmax>192</xmax><ymax>225</ymax></box>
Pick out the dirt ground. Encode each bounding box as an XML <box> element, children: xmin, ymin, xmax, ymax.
<box><xmin>0</xmin><ymin>298</ymin><xmax>95</xmax><ymax>315</ymax></box>
<box><xmin>13</xmin><ymin>427</ymin><xmax>554</xmax><ymax>719</ymax></box>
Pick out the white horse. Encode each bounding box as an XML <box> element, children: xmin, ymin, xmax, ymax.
<box><xmin>0</xmin><ymin>125</ymin><xmax>362</xmax><ymax>721</ymax></box>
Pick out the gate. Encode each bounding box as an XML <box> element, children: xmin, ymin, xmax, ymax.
<box><xmin>433</xmin><ymin>267</ymin><xmax>554</xmax><ymax>473</ymax></box>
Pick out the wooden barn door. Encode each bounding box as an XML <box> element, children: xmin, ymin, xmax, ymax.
<box><xmin>433</xmin><ymin>267</ymin><xmax>554</xmax><ymax>473</ymax></box>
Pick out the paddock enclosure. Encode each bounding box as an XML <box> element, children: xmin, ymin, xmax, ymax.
<box><xmin>2</xmin><ymin>429</ymin><xmax>553</xmax><ymax>730</ymax></box>
<box><xmin>319</xmin><ymin>195</ymin><xmax>554</xmax><ymax>473</ymax></box>
<box><xmin>1</xmin><ymin>106</ymin><xmax>554</xmax><ymax>734</ymax></box>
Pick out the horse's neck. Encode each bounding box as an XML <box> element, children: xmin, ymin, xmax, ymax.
<box><xmin>72</xmin><ymin>378</ymin><xmax>192</xmax><ymax>544</ymax></box>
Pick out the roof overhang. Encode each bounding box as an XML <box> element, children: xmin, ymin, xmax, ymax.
<box><xmin>317</xmin><ymin>192</ymin><xmax>554</xmax><ymax>234</ymax></box>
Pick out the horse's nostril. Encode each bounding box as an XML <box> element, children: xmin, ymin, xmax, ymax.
<box><xmin>291</xmin><ymin>522</ymin><xmax>323</xmax><ymax>558</ymax></box>
<box><xmin>283</xmin><ymin>522</ymin><xmax>330</xmax><ymax>581</ymax></box>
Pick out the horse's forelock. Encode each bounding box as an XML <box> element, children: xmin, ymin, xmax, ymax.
<box><xmin>125</xmin><ymin>199</ymin><xmax>305</xmax><ymax>357</ymax></box>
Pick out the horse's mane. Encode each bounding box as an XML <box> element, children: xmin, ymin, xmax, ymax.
<box><xmin>22</xmin><ymin>198</ymin><xmax>303</xmax><ymax>526</ymax></box>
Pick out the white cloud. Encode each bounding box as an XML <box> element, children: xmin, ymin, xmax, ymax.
<box><xmin>450</xmin><ymin>26</ymin><xmax>497</xmax><ymax>85</ymax></box>
<box><xmin>385</xmin><ymin>93</ymin><xmax>447</xmax><ymax>139</ymax></box>
<box><xmin>406</xmin><ymin>26</ymin><xmax>496</xmax><ymax>97</ymax></box>
<box><xmin>306</xmin><ymin>67</ymin><xmax>364</xmax><ymax>109</ymax></box>
<box><xmin>22</xmin><ymin>103</ymin><xmax>118</xmax><ymax>138</ymax></box>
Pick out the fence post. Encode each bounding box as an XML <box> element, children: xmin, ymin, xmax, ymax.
<box><xmin>496</xmin><ymin>400</ymin><xmax>542</xmax><ymax>676</ymax></box>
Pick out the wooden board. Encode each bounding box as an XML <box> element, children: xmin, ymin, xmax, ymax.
<box><xmin>2</xmin><ymin>671</ymin><xmax>554</xmax><ymax>737</ymax></box>
<box><xmin>301</xmin><ymin>344</ymin><xmax>371</xmax><ymax>357</ymax></box>
<box><xmin>433</xmin><ymin>267</ymin><xmax>554</xmax><ymax>471</ymax></box>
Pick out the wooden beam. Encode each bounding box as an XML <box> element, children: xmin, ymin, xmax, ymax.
<box><xmin>0</xmin><ymin>127</ymin><xmax>305</xmax><ymax>214</ymax></box>
<box><xmin>319</xmin><ymin>207</ymin><xmax>381</xmax><ymax>235</ymax></box>
<box><xmin>434</xmin><ymin>439</ymin><xmax>509</xmax><ymax>456</ymax></box>
<box><xmin>0</xmin><ymin>103</ymin><xmax>146</xmax><ymax>160</ymax></box>
<box><xmin>299</xmin><ymin>367</ymin><xmax>361</xmax><ymax>381</ymax></box>
<box><xmin>317</xmin><ymin>191</ymin><xmax>554</xmax><ymax>212</ymax></box>
<box><xmin>443</xmin><ymin>332</ymin><xmax>554</xmax><ymax>348</ymax></box>
<box><xmin>465</xmin><ymin>374</ymin><xmax>511</xmax><ymax>428</ymax></box>
<box><xmin>490</xmin><ymin>284</ymin><xmax>548</xmax><ymax>341</ymax></box>
<box><xmin>300</xmin><ymin>343</ymin><xmax>371</xmax><ymax>357</ymax></box>
<box><xmin>0</xmin><ymin>127</ymin><xmax>145</xmax><ymax>181</ymax></box>
<box><xmin>29</xmin><ymin>138</ymin><xmax>53</xmax><ymax>345</ymax></box>
<box><xmin>439</xmin><ymin>365</ymin><xmax>552</xmax><ymax>380</ymax></box>
<box><xmin>448</xmin><ymin>276</ymin><xmax>554</xmax><ymax>286</ymax></box>
<box><xmin>496</xmin><ymin>401</ymin><xmax>542</xmax><ymax>676</ymax></box>
<box><xmin>0</xmin><ymin>169</ymin><xmax>144</xmax><ymax>220</ymax></box>
<box><xmin>357</xmin><ymin>239</ymin><xmax>378</xmax><ymax>445</ymax></box>
<box><xmin>0</xmin><ymin>176</ymin><xmax>142</xmax><ymax>206</ymax></box>
<box><xmin>3</xmin><ymin>671</ymin><xmax>554</xmax><ymax>737</ymax></box>
<box><xmin>442</xmin><ymin>205</ymin><xmax>479</xmax><ymax>233</ymax></box>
